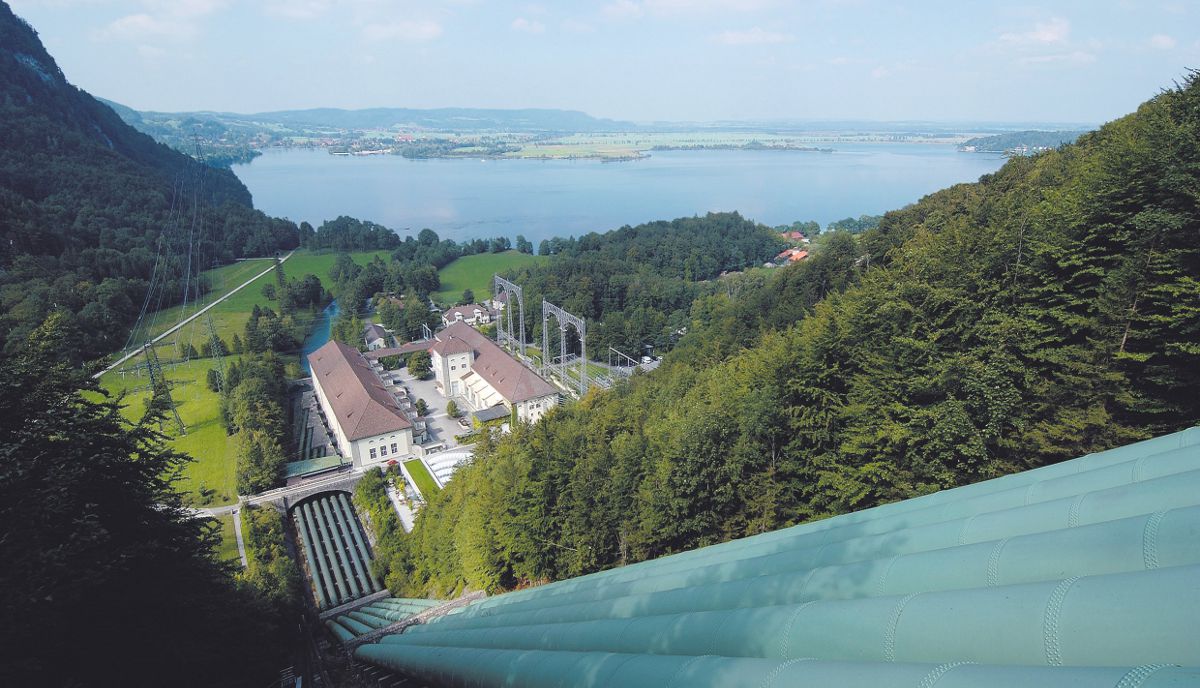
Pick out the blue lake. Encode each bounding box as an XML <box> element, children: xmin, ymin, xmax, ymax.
<box><xmin>234</xmin><ymin>145</ymin><xmax>1007</xmax><ymax>244</ymax></box>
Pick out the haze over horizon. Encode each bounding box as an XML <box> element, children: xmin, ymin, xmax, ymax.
<box><xmin>10</xmin><ymin>0</ymin><xmax>1198</xmax><ymax>125</ymax></box>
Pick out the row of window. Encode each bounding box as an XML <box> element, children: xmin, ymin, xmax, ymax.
<box><xmin>369</xmin><ymin>442</ymin><xmax>401</xmax><ymax>460</ymax></box>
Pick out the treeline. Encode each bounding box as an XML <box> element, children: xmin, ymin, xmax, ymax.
<box><xmin>506</xmin><ymin>212</ymin><xmax>786</xmax><ymax>358</ymax></box>
<box><xmin>220</xmin><ymin>353</ymin><xmax>290</xmax><ymax>494</ymax></box>
<box><xmin>0</xmin><ymin>4</ymin><xmax>298</xmax><ymax>364</ymax></box>
<box><xmin>392</xmin><ymin>75</ymin><xmax>1200</xmax><ymax>595</ymax></box>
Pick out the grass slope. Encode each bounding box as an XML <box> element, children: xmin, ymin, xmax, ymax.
<box><xmin>100</xmin><ymin>249</ymin><xmax>391</xmax><ymax>506</ymax></box>
<box><xmin>433</xmin><ymin>251</ymin><xmax>546</xmax><ymax>306</ymax></box>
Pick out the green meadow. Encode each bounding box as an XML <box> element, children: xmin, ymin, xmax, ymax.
<box><xmin>432</xmin><ymin>250</ymin><xmax>546</xmax><ymax>306</ymax></box>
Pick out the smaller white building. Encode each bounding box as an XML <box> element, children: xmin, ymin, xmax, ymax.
<box><xmin>441</xmin><ymin>304</ymin><xmax>492</xmax><ymax>328</ymax></box>
<box><xmin>363</xmin><ymin>323</ymin><xmax>390</xmax><ymax>351</ymax></box>
<box><xmin>308</xmin><ymin>340</ymin><xmax>414</xmax><ymax>467</ymax></box>
<box><xmin>430</xmin><ymin>322</ymin><xmax>559</xmax><ymax>423</ymax></box>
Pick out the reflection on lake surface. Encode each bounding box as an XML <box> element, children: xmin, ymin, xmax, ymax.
<box><xmin>234</xmin><ymin>145</ymin><xmax>1006</xmax><ymax>243</ymax></box>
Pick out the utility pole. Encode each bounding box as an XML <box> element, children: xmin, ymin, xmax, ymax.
<box><xmin>206</xmin><ymin>314</ymin><xmax>226</xmax><ymax>394</ymax></box>
<box><xmin>143</xmin><ymin>341</ymin><xmax>185</xmax><ymax>435</ymax></box>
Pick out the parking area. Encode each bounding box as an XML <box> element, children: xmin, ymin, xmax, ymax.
<box><xmin>383</xmin><ymin>366</ymin><xmax>467</xmax><ymax>450</ymax></box>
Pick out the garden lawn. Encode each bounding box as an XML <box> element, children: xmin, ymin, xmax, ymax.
<box><xmin>404</xmin><ymin>459</ymin><xmax>441</xmax><ymax>498</ymax></box>
<box><xmin>432</xmin><ymin>251</ymin><xmax>546</xmax><ymax>306</ymax></box>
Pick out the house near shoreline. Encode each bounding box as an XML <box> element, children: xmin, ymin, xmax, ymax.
<box><xmin>429</xmin><ymin>322</ymin><xmax>559</xmax><ymax>423</ymax></box>
<box><xmin>308</xmin><ymin>340</ymin><xmax>414</xmax><ymax>467</ymax></box>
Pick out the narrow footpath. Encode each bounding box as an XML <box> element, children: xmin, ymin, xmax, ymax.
<box><xmin>232</xmin><ymin>508</ymin><xmax>249</xmax><ymax>568</ymax></box>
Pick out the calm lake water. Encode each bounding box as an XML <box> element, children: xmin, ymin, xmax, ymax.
<box><xmin>234</xmin><ymin>145</ymin><xmax>1007</xmax><ymax>243</ymax></box>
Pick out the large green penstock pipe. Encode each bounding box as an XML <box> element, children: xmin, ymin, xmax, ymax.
<box><xmin>292</xmin><ymin>510</ymin><xmax>329</xmax><ymax>608</ymax></box>
<box><xmin>328</xmin><ymin>493</ymin><xmax>373</xmax><ymax>595</ymax></box>
<box><xmin>383</xmin><ymin>565</ymin><xmax>1200</xmax><ymax>668</ymax></box>
<box><xmin>447</xmin><ymin>435</ymin><xmax>1198</xmax><ymax>620</ymax></box>
<box><xmin>336</xmin><ymin>615</ymin><xmax>374</xmax><ymax>636</ymax></box>
<box><xmin>335</xmin><ymin>492</ymin><xmax>384</xmax><ymax>591</ymax></box>
<box><xmin>413</xmin><ymin>468</ymin><xmax>1200</xmax><ymax>634</ymax></box>
<box><xmin>355</xmin><ymin>645</ymin><xmax>1200</xmax><ymax>688</ymax></box>
<box><xmin>305</xmin><ymin>501</ymin><xmax>350</xmax><ymax>604</ymax></box>
<box><xmin>403</xmin><ymin>504</ymin><xmax>1200</xmax><ymax>632</ymax></box>
<box><xmin>325</xmin><ymin>620</ymin><xmax>355</xmax><ymax>643</ymax></box>
<box><xmin>318</xmin><ymin>496</ymin><xmax>363</xmax><ymax>600</ymax></box>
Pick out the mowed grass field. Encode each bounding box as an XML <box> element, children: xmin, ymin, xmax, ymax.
<box><xmin>404</xmin><ymin>459</ymin><xmax>441</xmax><ymax>499</ymax></box>
<box><xmin>100</xmin><ymin>249</ymin><xmax>392</xmax><ymax>507</ymax></box>
<box><xmin>432</xmin><ymin>251</ymin><xmax>546</xmax><ymax>306</ymax></box>
<box><xmin>102</xmin><ymin>357</ymin><xmax>234</xmax><ymax>504</ymax></box>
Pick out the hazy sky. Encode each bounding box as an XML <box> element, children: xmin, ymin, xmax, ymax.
<box><xmin>9</xmin><ymin>0</ymin><xmax>1199</xmax><ymax>123</ymax></box>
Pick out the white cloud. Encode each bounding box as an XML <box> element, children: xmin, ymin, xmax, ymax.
<box><xmin>99</xmin><ymin>13</ymin><xmax>193</xmax><ymax>41</ymax></box>
<box><xmin>646</xmin><ymin>0</ymin><xmax>773</xmax><ymax>12</ymax></box>
<box><xmin>999</xmin><ymin>17</ymin><xmax>1071</xmax><ymax>46</ymax></box>
<box><xmin>511</xmin><ymin>17</ymin><xmax>546</xmax><ymax>34</ymax></box>
<box><xmin>713</xmin><ymin>26</ymin><xmax>791</xmax><ymax>45</ymax></box>
<box><xmin>93</xmin><ymin>0</ymin><xmax>228</xmax><ymax>43</ymax></box>
<box><xmin>264</xmin><ymin>1</ymin><xmax>331</xmax><ymax>21</ymax></box>
<box><xmin>362</xmin><ymin>20</ymin><xmax>443</xmax><ymax>42</ymax></box>
<box><xmin>1149</xmin><ymin>33</ymin><xmax>1176</xmax><ymax>49</ymax></box>
<box><xmin>1019</xmin><ymin>50</ymin><xmax>1097</xmax><ymax>65</ymax></box>
<box><xmin>603</xmin><ymin>0</ymin><xmax>768</xmax><ymax>20</ymax></box>
<box><xmin>143</xmin><ymin>0</ymin><xmax>226</xmax><ymax>18</ymax></box>
<box><xmin>602</xmin><ymin>0</ymin><xmax>644</xmax><ymax>19</ymax></box>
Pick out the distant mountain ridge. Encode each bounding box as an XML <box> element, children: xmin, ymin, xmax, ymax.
<box><xmin>244</xmin><ymin>106</ymin><xmax>635</xmax><ymax>132</ymax></box>
<box><xmin>102</xmin><ymin>102</ymin><xmax>635</xmax><ymax>133</ymax></box>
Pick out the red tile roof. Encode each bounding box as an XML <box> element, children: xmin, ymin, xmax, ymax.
<box><xmin>308</xmin><ymin>340</ymin><xmax>411</xmax><ymax>441</ymax></box>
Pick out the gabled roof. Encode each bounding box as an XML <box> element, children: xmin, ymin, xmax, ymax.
<box><xmin>363</xmin><ymin>323</ymin><xmax>389</xmax><ymax>341</ymax></box>
<box><xmin>436</xmin><ymin>322</ymin><xmax>558</xmax><ymax>403</ymax></box>
<box><xmin>429</xmin><ymin>335</ymin><xmax>473</xmax><ymax>356</ymax></box>
<box><xmin>308</xmin><ymin>340</ymin><xmax>411</xmax><ymax>440</ymax></box>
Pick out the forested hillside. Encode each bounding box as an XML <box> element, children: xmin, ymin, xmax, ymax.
<box><xmin>383</xmin><ymin>74</ymin><xmax>1200</xmax><ymax>596</ymax></box>
<box><xmin>508</xmin><ymin>213</ymin><xmax>786</xmax><ymax>356</ymax></box>
<box><xmin>0</xmin><ymin>3</ymin><xmax>298</xmax><ymax>363</ymax></box>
